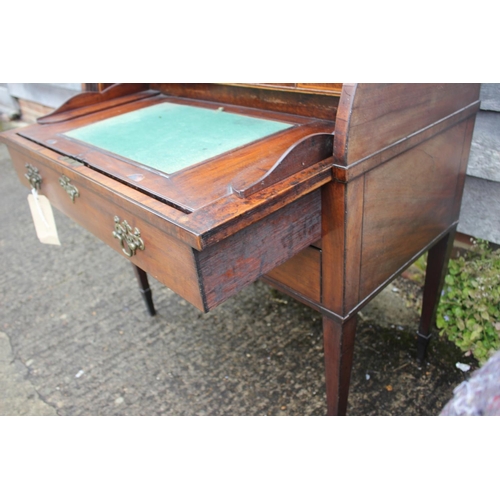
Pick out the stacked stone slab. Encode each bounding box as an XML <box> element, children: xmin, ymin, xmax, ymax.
<box><xmin>458</xmin><ymin>84</ymin><xmax>500</xmax><ymax>245</ymax></box>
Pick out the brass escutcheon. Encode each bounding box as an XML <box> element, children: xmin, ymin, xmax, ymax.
<box><xmin>112</xmin><ymin>216</ymin><xmax>145</xmax><ymax>257</ymax></box>
<box><xmin>25</xmin><ymin>164</ymin><xmax>42</xmax><ymax>191</ymax></box>
<box><xmin>59</xmin><ymin>175</ymin><xmax>80</xmax><ymax>203</ymax></box>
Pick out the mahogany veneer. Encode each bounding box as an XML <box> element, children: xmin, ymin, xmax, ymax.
<box><xmin>0</xmin><ymin>83</ymin><xmax>480</xmax><ymax>415</ymax></box>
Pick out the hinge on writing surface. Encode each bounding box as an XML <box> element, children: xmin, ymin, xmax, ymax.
<box><xmin>58</xmin><ymin>155</ymin><xmax>85</xmax><ymax>167</ymax></box>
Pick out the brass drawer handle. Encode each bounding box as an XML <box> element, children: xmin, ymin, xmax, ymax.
<box><xmin>112</xmin><ymin>216</ymin><xmax>145</xmax><ymax>257</ymax></box>
<box><xmin>59</xmin><ymin>175</ymin><xmax>80</xmax><ymax>202</ymax></box>
<box><xmin>25</xmin><ymin>163</ymin><xmax>42</xmax><ymax>191</ymax></box>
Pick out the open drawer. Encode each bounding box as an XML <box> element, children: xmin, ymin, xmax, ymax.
<box><xmin>2</xmin><ymin>86</ymin><xmax>335</xmax><ymax>312</ymax></box>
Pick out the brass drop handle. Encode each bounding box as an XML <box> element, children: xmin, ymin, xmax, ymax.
<box><xmin>59</xmin><ymin>175</ymin><xmax>80</xmax><ymax>202</ymax></box>
<box><xmin>112</xmin><ymin>216</ymin><xmax>145</xmax><ymax>257</ymax></box>
<box><xmin>25</xmin><ymin>164</ymin><xmax>42</xmax><ymax>191</ymax></box>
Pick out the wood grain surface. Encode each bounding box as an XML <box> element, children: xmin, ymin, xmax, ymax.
<box><xmin>359</xmin><ymin>122</ymin><xmax>468</xmax><ymax>301</ymax></box>
<box><xmin>334</xmin><ymin>83</ymin><xmax>480</xmax><ymax>166</ymax></box>
<box><xmin>151</xmin><ymin>83</ymin><xmax>341</xmax><ymax>120</ymax></box>
<box><xmin>197</xmin><ymin>191</ymin><xmax>321</xmax><ymax>311</ymax></box>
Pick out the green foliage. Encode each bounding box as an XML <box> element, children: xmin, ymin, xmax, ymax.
<box><xmin>437</xmin><ymin>239</ymin><xmax>500</xmax><ymax>365</ymax></box>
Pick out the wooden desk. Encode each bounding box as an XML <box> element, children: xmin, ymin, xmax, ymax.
<box><xmin>0</xmin><ymin>83</ymin><xmax>480</xmax><ymax>415</ymax></box>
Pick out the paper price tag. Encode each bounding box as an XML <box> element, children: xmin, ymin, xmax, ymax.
<box><xmin>27</xmin><ymin>190</ymin><xmax>61</xmax><ymax>246</ymax></box>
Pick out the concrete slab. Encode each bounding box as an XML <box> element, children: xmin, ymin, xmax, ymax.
<box><xmin>458</xmin><ymin>176</ymin><xmax>500</xmax><ymax>245</ymax></box>
<box><xmin>480</xmin><ymin>83</ymin><xmax>500</xmax><ymax>112</ymax></box>
<box><xmin>467</xmin><ymin>111</ymin><xmax>500</xmax><ymax>183</ymax></box>
<box><xmin>0</xmin><ymin>331</ymin><xmax>57</xmax><ymax>416</ymax></box>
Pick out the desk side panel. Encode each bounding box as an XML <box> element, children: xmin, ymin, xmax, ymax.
<box><xmin>358</xmin><ymin>119</ymin><xmax>470</xmax><ymax>301</ymax></box>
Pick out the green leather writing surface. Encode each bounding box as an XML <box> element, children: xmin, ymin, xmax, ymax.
<box><xmin>64</xmin><ymin>102</ymin><xmax>293</xmax><ymax>174</ymax></box>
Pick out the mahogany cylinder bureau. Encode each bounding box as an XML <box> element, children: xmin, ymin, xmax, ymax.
<box><xmin>0</xmin><ymin>83</ymin><xmax>480</xmax><ymax>415</ymax></box>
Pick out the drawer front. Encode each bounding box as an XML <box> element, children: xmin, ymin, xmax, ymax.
<box><xmin>7</xmin><ymin>146</ymin><xmax>205</xmax><ymax>311</ymax></box>
<box><xmin>8</xmin><ymin>145</ymin><xmax>323</xmax><ymax>313</ymax></box>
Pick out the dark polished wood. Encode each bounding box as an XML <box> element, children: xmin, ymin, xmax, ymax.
<box><xmin>196</xmin><ymin>191</ymin><xmax>321</xmax><ymax>311</ymax></box>
<box><xmin>0</xmin><ymin>83</ymin><xmax>480</xmax><ymax>415</ymax></box>
<box><xmin>132</xmin><ymin>264</ymin><xmax>156</xmax><ymax>317</ymax></box>
<box><xmin>417</xmin><ymin>228</ymin><xmax>457</xmax><ymax>361</ymax></box>
<box><xmin>38</xmin><ymin>84</ymin><xmax>156</xmax><ymax>124</ymax></box>
<box><xmin>151</xmin><ymin>83</ymin><xmax>341</xmax><ymax>120</ymax></box>
<box><xmin>323</xmin><ymin>315</ymin><xmax>357</xmax><ymax>416</ymax></box>
<box><xmin>264</xmin><ymin>246</ymin><xmax>321</xmax><ymax>303</ymax></box>
<box><xmin>333</xmin><ymin>83</ymin><xmax>480</xmax><ymax>166</ymax></box>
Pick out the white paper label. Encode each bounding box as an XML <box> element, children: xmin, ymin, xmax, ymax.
<box><xmin>27</xmin><ymin>190</ymin><xmax>61</xmax><ymax>246</ymax></box>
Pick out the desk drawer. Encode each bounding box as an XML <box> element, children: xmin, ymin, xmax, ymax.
<box><xmin>8</xmin><ymin>146</ymin><xmax>206</xmax><ymax>310</ymax></box>
<box><xmin>7</xmin><ymin>146</ymin><xmax>322</xmax><ymax>312</ymax></box>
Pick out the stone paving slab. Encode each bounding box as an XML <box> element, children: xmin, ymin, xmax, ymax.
<box><xmin>0</xmin><ymin>331</ymin><xmax>57</xmax><ymax>415</ymax></box>
<box><xmin>458</xmin><ymin>175</ymin><xmax>500</xmax><ymax>245</ymax></box>
<box><xmin>479</xmin><ymin>84</ymin><xmax>500</xmax><ymax>112</ymax></box>
<box><xmin>467</xmin><ymin>110</ymin><xmax>500</xmax><ymax>183</ymax></box>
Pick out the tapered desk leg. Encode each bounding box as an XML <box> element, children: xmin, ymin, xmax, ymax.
<box><xmin>131</xmin><ymin>264</ymin><xmax>156</xmax><ymax>316</ymax></box>
<box><xmin>323</xmin><ymin>315</ymin><xmax>357</xmax><ymax>416</ymax></box>
<box><xmin>417</xmin><ymin>229</ymin><xmax>456</xmax><ymax>362</ymax></box>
